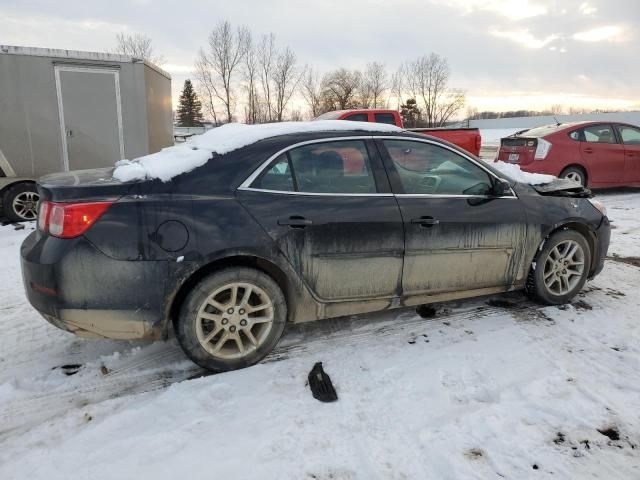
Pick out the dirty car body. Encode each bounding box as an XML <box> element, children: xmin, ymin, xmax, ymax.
<box><xmin>21</xmin><ymin>130</ymin><xmax>610</xmax><ymax>365</ymax></box>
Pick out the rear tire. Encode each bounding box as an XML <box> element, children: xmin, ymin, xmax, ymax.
<box><xmin>560</xmin><ymin>166</ymin><xmax>587</xmax><ymax>187</ymax></box>
<box><xmin>175</xmin><ymin>267</ymin><xmax>287</xmax><ymax>372</ymax></box>
<box><xmin>2</xmin><ymin>182</ymin><xmax>39</xmax><ymax>222</ymax></box>
<box><xmin>526</xmin><ymin>230</ymin><xmax>591</xmax><ymax>305</ymax></box>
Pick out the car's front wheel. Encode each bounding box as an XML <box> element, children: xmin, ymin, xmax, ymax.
<box><xmin>527</xmin><ymin>230</ymin><xmax>592</xmax><ymax>305</ymax></box>
<box><xmin>176</xmin><ymin>267</ymin><xmax>287</xmax><ymax>372</ymax></box>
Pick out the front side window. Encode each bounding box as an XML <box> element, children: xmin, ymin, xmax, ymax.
<box><xmin>616</xmin><ymin>125</ymin><xmax>640</xmax><ymax>145</ymax></box>
<box><xmin>251</xmin><ymin>140</ymin><xmax>377</xmax><ymax>194</ymax></box>
<box><xmin>383</xmin><ymin>140</ymin><xmax>494</xmax><ymax>195</ymax></box>
<box><xmin>583</xmin><ymin>125</ymin><xmax>617</xmax><ymax>144</ymax></box>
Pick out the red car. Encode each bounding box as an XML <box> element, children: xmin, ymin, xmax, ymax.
<box><xmin>315</xmin><ymin>109</ymin><xmax>482</xmax><ymax>156</ymax></box>
<box><xmin>496</xmin><ymin>121</ymin><xmax>640</xmax><ymax>188</ymax></box>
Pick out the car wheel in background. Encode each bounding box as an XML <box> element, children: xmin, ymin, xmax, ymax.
<box><xmin>560</xmin><ymin>167</ymin><xmax>587</xmax><ymax>187</ymax></box>
<box><xmin>2</xmin><ymin>182</ymin><xmax>39</xmax><ymax>222</ymax></box>
<box><xmin>176</xmin><ymin>267</ymin><xmax>287</xmax><ymax>372</ymax></box>
<box><xmin>526</xmin><ymin>230</ymin><xmax>592</xmax><ymax>305</ymax></box>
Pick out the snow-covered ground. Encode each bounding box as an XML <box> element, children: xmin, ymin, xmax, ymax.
<box><xmin>1</xmin><ymin>190</ymin><xmax>639</xmax><ymax>480</ymax></box>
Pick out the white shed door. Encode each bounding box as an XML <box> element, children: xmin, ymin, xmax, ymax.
<box><xmin>55</xmin><ymin>66</ymin><xmax>124</xmax><ymax>171</ymax></box>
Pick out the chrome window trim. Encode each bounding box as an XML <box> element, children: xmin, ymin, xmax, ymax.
<box><xmin>237</xmin><ymin>134</ymin><xmax>518</xmax><ymax>198</ymax></box>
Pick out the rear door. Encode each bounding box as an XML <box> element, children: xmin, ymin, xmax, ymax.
<box><xmin>237</xmin><ymin>138</ymin><xmax>404</xmax><ymax>302</ymax></box>
<box><xmin>579</xmin><ymin>124</ymin><xmax>625</xmax><ymax>184</ymax></box>
<box><xmin>55</xmin><ymin>65</ymin><xmax>124</xmax><ymax>171</ymax></box>
<box><xmin>614</xmin><ymin>124</ymin><xmax>640</xmax><ymax>183</ymax></box>
<box><xmin>377</xmin><ymin>137</ymin><xmax>528</xmax><ymax>296</ymax></box>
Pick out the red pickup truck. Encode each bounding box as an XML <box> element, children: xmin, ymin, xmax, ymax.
<box><xmin>315</xmin><ymin>109</ymin><xmax>482</xmax><ymax>156</ymax></box>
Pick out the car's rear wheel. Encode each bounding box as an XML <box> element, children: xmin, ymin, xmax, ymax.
<box><xmin>560</xmin><ymin>166</ymin><xmax>587</xmax><ymax>187</ymax></box>
<box><xmin>3</xmin><ymin>182</ymin><xmax>39</xmax><ymax>222</ymax></box>
<box><xmin>527</xmin><ymin>230</ymin><xmax>591</xmax><ymax>305</ymax></box>
<box><xmin>176</xmin><ymin>267</ymin><xmax>287</xmax><ymax>372</ymax></box>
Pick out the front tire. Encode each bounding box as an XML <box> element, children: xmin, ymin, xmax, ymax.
<box><xmin>3</xmin><ymin>182</ymin><xmax>39</xmax><ymax>222</ymax></box>
<box><xmin>176</xmin><ymin>267</ymin><xmax>287</xmax><ymax>372</ymax></box>
<box><xmin>527</xmin><ymin>230</ymin><xmax>591</xmax><ymax>305</ymax></box>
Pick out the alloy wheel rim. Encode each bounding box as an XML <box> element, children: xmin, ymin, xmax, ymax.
<box><xmin>12</xmin><ymin>191</ymin><xmax>39</xmax><ymax>220</ymax></box>
<box><xmin>565</xmin><ymin>172</ymin><xmax>583</xmax><ymax>185</ymax></box>
<box><xmin>543</xmin><ymin>240</ymin><xmax>585</xmax><ymax>296</ymax></box>
<box><xmin>195</xmin><ymin>282</ymin><xmax>274</xmax><ymax>360</ymax></box>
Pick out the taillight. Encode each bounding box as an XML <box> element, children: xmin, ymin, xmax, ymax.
<box><xmin>475</xmin><ymin>134</ymin><xmax>481</xmax><ymax>152</ymax></box>
<box><xmin>534</xmin><ymin>138</ymin><xmax>552</xmax><ymax>160</ymax></box>
<box><xmin>40</xmin><ymin>201</ymin><xmax>113</xmax><ymax>238</ymax></box>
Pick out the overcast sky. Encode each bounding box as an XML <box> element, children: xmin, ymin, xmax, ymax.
<box><xmin>2</xmin><ymin>0</ymin><xmax>639</xmax><ymax>113</ymax></box>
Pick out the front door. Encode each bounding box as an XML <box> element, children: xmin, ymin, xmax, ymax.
<box><xmin>377</xmin><ymin>138</ymin><xmax>528</xmax><ymax>296</ymax></box>
<box><xmin>579</xmin><ymin>124</ymin><xmax>625</xmax><ymax>184</ymax></box>
<box><xmin>55</xmin><ymin>66</ymin><xmax>124</xmax><ymax>171</ymax></box>
<box><xmin>615</xmin><ymin>124</ymin><xmax>640</xmax><ymax>183</ymax></box>
<box><xmin>238</xmin><ymin>138</ymin><xmax>404</xmax><ymax>301</ymax></box>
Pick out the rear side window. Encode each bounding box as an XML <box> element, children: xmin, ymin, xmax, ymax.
<box><xmin>344</xmin><ymin>114</ymin><xmax>368</xmax><ymax>122</ymax></box>
<box><xmin>252</xmin><ymin>140</ymin><xmax>377</xmax><ymax>194</ymax></box>
<box><xmin>583</xmin><ymin>124</ymin><xmax>617</xmax><ymax>144</ymax></box>
<box><xmin>568</xmin><ymin>130</ymin><xmax>581</xmax><ymax>141</ymax></box>
<box><xmin>383</xmin><ymin>140</ymin><xmax>493</xmax><ymax>196</ymax></box>
<box><xmin>374</xmin><ymin>113</ymin><xmax>396</xmax><ymax>125</ymax></box>
<box><xmin>616</xmin><ymin>125</ymin><xmax>640</xmax><ymax>145</ymax></box>
<box><xmin>252</xmin><ymin>154</ymin><xmax>294</xmax><ymax>191</ymax></box>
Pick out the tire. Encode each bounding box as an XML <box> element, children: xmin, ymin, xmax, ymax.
<box><xmin>175</xmin><ymin>267</ymin><xmax>287</xmax><ymax>372</ymax></box>
<box><xmin>2</xmin><ymin>182</ymin><xmax>39</xmax><ymax>222</ymax></box>
<box><xmin>526</xmin><ymin>230</ymin><xmax>592</xmax><ymax>305</ymax></box>
<box><xmin>560</xmin><ymin>166</ymin><xmax>587</xmax><ymax>187</ymax></box>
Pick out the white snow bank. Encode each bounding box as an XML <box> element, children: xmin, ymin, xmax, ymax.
<box><xmin>491</xmin><ymin>161</ymin><xmax>555</xmax><ymax>185</ymax></box>
<box><xmin>113</xmin><ymin>120</ymin><xmax>402</xmax><ymax>182</ymax></box>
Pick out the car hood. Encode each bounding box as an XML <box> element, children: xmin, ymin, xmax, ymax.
<box><xmin>530</xmin><ymin>178</ymin><xmax>591</xmax><ymax>198</ymax></box>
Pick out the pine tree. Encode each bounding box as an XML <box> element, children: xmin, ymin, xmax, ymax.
<box><xmin>176</xmin><ymin>79</ymin><xmax>204</xmax><ymax>127</ymax></box>
<box><xmin>400</xmin><ymin>98</ymin><xmax>421</xmax><ymax>128</ymax></box>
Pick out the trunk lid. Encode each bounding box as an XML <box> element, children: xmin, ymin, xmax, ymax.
<box><xmin>497</xmin><ymin>136</ymin><xmax>538</xmax><ymax>165</ymax></box>
<box><xmin>38</xmin><ymin>167</ymin><xmax>136</xmax><ymax>202</ymax></box>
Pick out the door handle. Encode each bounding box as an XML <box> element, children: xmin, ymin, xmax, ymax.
<box><xmin>411</xmin><ymin>216</ymin><xmax>440</xmax><ymax>227</ymax></box>
<box><xmin>583</xmin><ymin>147</ymin><xmax>594</xmax><ymax>153</ymax></box>
<box><xmin>278</xmin><ymin>216</ymin><xmax>312</xmax><ymax>228</ymax></box>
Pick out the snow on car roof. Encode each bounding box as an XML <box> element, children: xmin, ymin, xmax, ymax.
<box><xmin>112</xmin><ymin>120</ymin><xmax>402</xmax><ymax>182</ymax></box>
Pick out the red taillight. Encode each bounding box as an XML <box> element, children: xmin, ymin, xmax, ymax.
<box><xmin>40</xmin><ymin>201</ymin><xmax>113</xmax><ymax>238</ymax></box>
<box><xmin>475</xmin><ymin>134</ymin><xmax>481</xmax><ymax>152</ymax></box>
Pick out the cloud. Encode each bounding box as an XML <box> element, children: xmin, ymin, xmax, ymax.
<box><xmin>573</xmin><ymin>25</ymin><xmax>625</xmax><ymax>42</ymax></box>
<box><xmin>443</xmin><ymin>0</ymin><xmax>548</xmax><ymax>20</ymax></box>
<box><xmin>578</xmin><ymin>2</ymin><xmax>597</xmax><ymax>15</ymax></box>
<box><xmin>490</xmin><ymin>28</ymin><xmax>559</xmax><ymax>48</ymax></box>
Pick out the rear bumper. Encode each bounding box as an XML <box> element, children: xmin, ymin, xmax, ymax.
<box><xmin>21</xmin><ymin>231</ymin><xmax>168</xmax><ymax>340</ymax></box>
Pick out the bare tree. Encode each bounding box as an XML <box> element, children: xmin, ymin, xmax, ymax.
<box><xmin>406</xmin><ymin>53</ymin><xmax>464</xmax><ymax>127</ymax></box>
<box><xmin>258</xmin><ymin>33</ymin><xmax>277</xmax><ymax>121</ymax></box>
<box><xmin>301</xmin><ymin>67</ymin><xmax>323</xmax><ymax>118</ymax></box>
<box><xmin>194</xmin><ymin>49</ymin><xmax>219</xmax><ymax>125</ymax></box>
<box><xmin>390</xmin><ymin>63</ymin><xmax>406</xmax><ymax>110</ymax></box>
<box><xmin>360</xmin><ymin>62</ymin><xmax>388</xmax><ymax>108</ymax></box>
<box><xmin>242</xmin><ymin>32</ymin><xmax>261</xmax><ymax>124</ymax></box>
<box><xmin>198</xmin><ymin>21</ymin><xmax>249</xmax><ymax>123</ymax></box>
<box><xmin>321</xmin><ymin>68</ymin><xmax>362</xmax><ymax>111</ymax></box>
<box><xmin>114</xmin><ymin>33</ymin><xmax>165</xmax><ymax>65</ymax></box>
<box><xmin>271</xmin><ymin>47</ymin><xmax>302</xmax><ymax>122</ymax></box>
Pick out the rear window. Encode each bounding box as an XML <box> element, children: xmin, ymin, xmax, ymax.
<box><xmin>517</xmin><ymin>124</ymin><xmax>568</xmax><ymax>138</ymax></box>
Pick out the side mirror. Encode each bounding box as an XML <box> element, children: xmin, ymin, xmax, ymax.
<box><xmin>492</xmin><ymin>178</ymin><xmax>511</xmax><ymax>196</ymax></box>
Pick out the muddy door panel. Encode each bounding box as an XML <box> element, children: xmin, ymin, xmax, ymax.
<box><xmin>238</xmin><ymin>191</ymin><xmax>404</xmax><ymax>301</ymax></box>
<box><xmin>397</xmin><ymin>197</ymin><xmax>527</xmax><ymax>295</ymax></box>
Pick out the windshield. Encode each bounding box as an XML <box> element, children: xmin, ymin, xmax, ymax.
<box><xmin>514</xmin><ymin>124</ymin><xmax>574</xmax><ymax>138</ymax></box>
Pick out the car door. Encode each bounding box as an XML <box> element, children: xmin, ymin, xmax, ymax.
<box><xmin>614</xmin><ymin>124</ymin><xmax>640</xmax><ymax>183</ymax></box>
<box><xmin>580</xmin><ymin>124</ymin><xmax>626</xmax><ymax>184</ymax></box>
<box><xmin>237</xmin><ymin>138</ymin><xmax>405</xmax><ymax>302</ymax></box>
<box><xmin>376</xmin><ymin>137</ymin><xmax>528</xmax><ymax>296</ymax></box>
